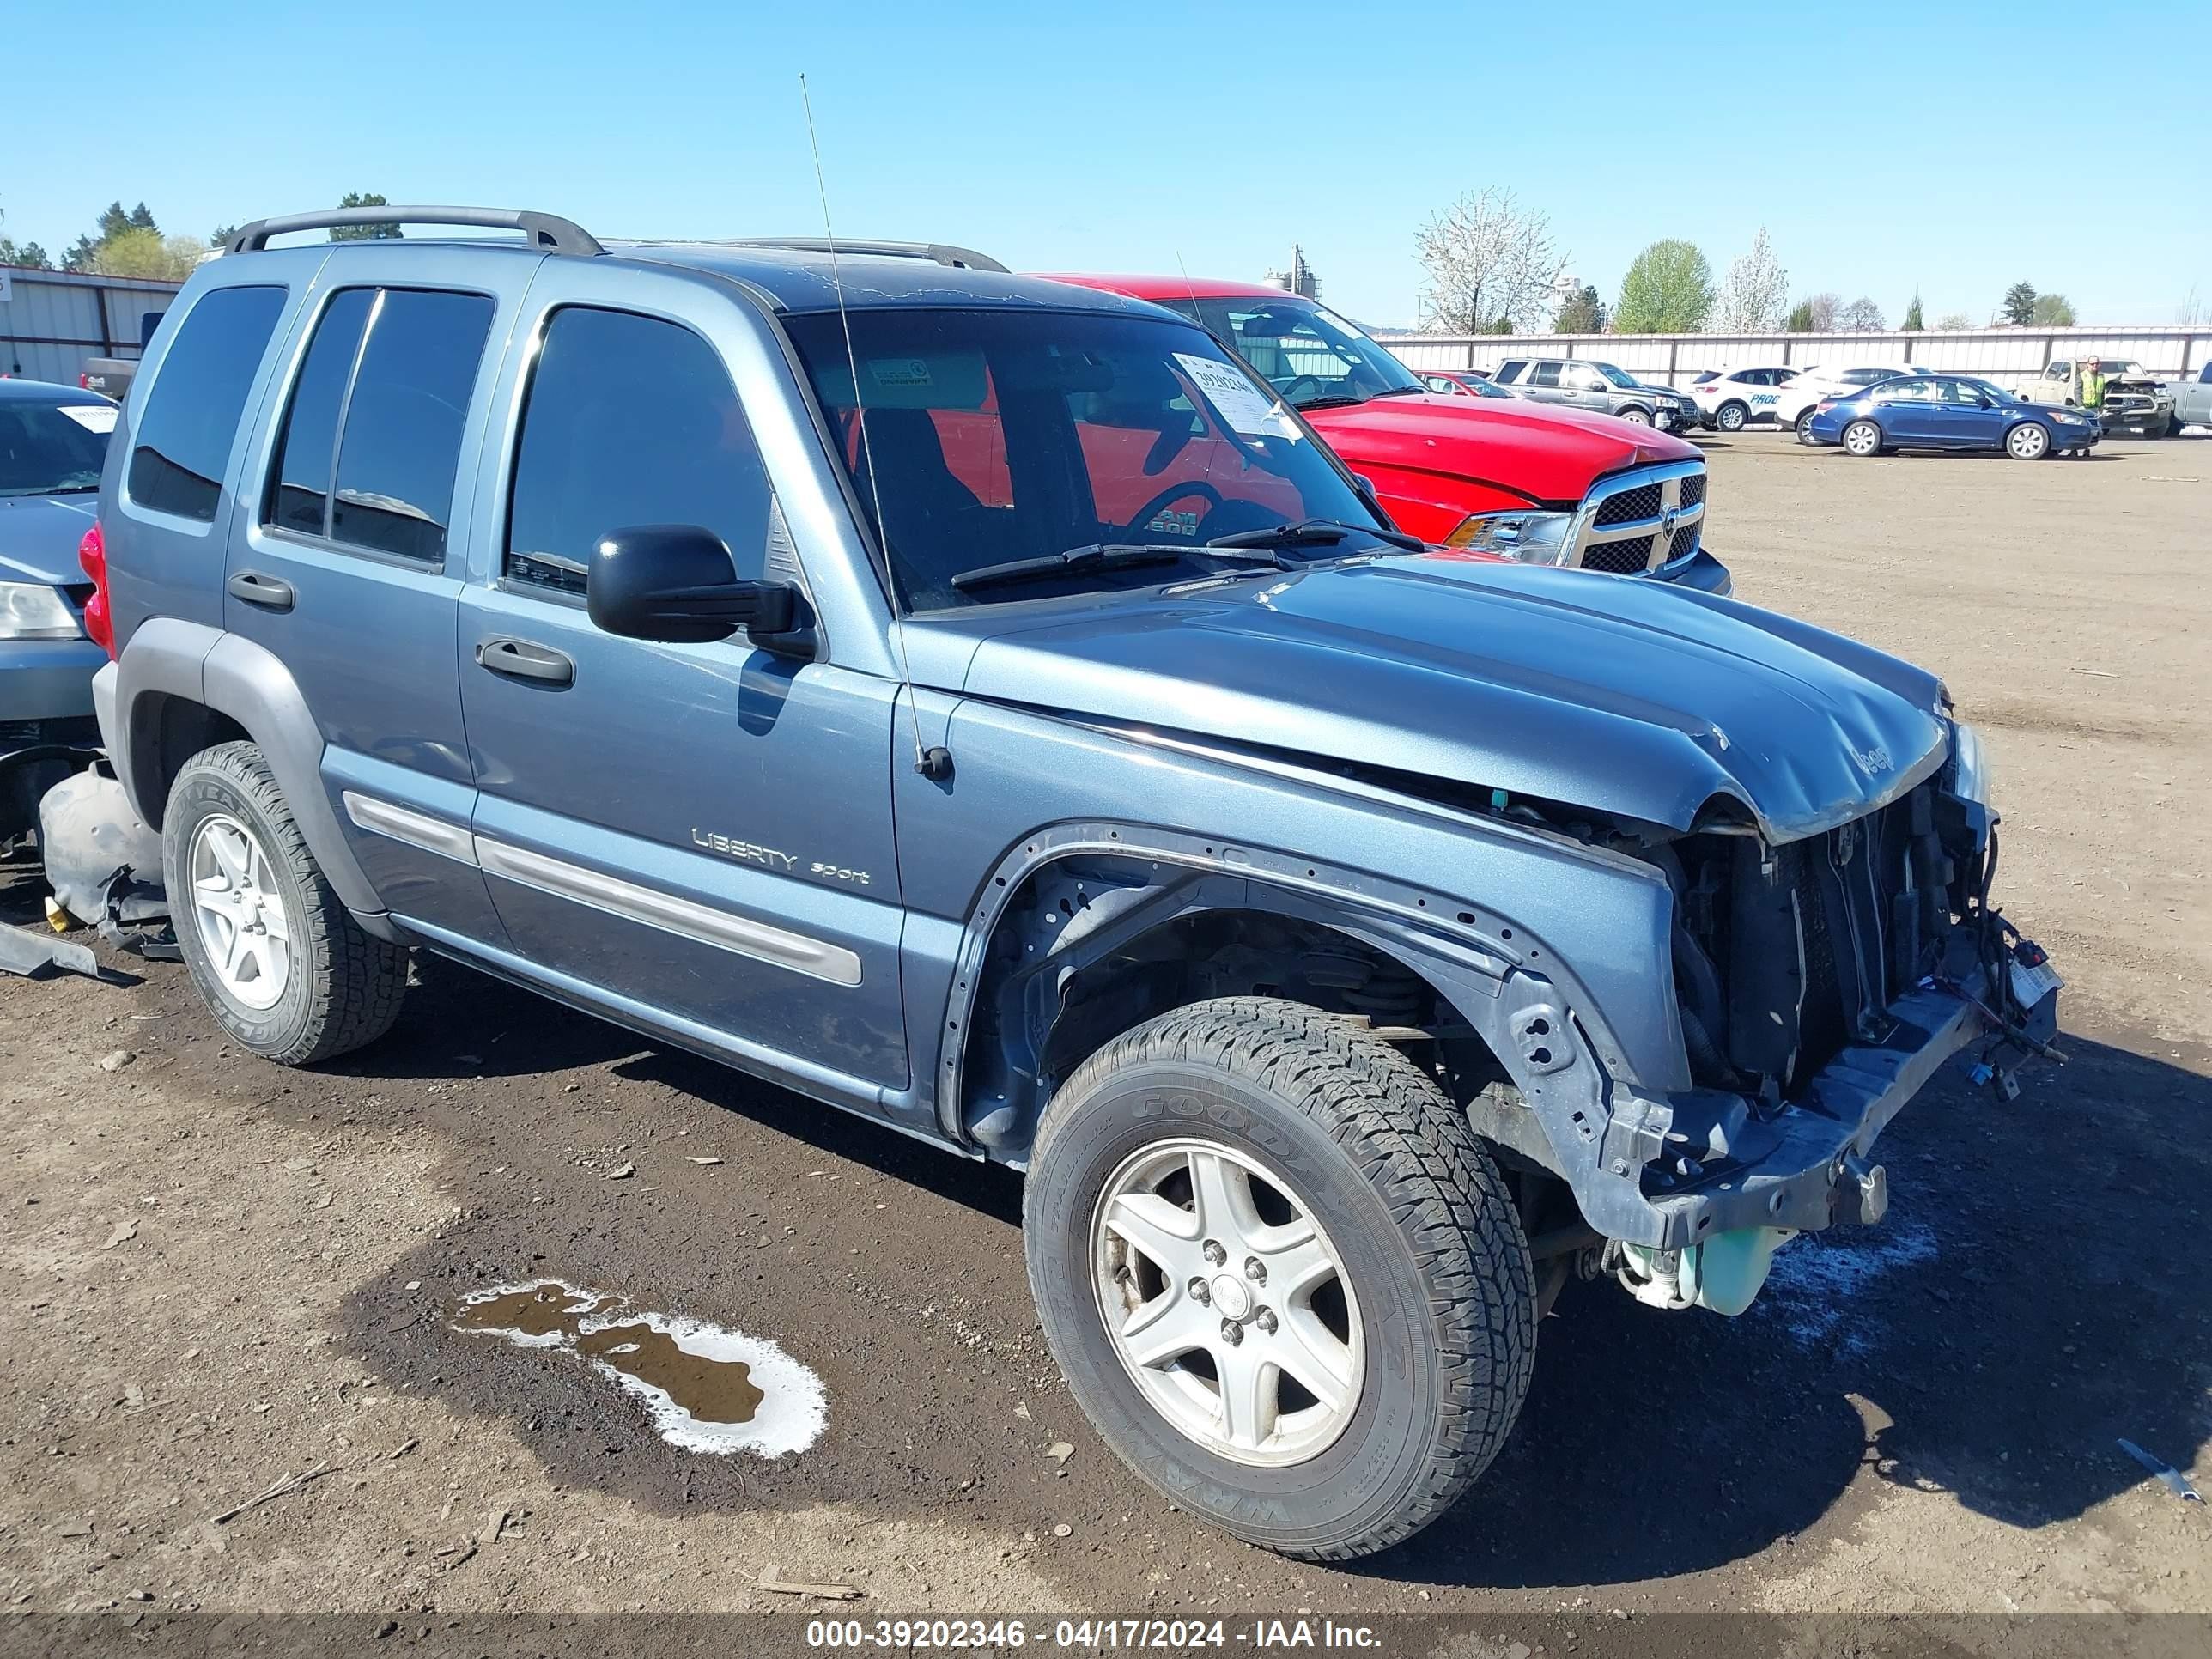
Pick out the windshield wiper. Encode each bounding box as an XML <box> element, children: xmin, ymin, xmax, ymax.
<box><xmin>1290</xmin><ymin>393</ymin><xmax>1367</xmax><ymax>411</ymax></box>
<box><xmin>1207</xmin><ymin>518</ymin><xmax>1425</xmax><ymax>554</ymax></box>
<box><xmin>949</xmin><ymin>543</ymin><xmax>1282</xmax><ymax>594</ymax></box>
<box><xmin>1368</xmin><ymin>386</ymin><xmax>1430</xmax><ymax>399</ymax></box>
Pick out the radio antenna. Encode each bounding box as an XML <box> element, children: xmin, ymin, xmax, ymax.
<box><xmin>800</xmin><ymin>73</ymin><xmax>949</xmax><ymax>781</ymax></box>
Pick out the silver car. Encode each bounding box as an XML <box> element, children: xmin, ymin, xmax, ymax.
<box><xmin>1491</xmin><ymin>357</ymin><xmax>1697</xmax><ymax>431</ymax></box>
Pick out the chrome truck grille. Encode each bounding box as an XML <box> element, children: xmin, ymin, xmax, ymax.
<box><xmin>1568</xmin><ymin>461</ymin><xmax>1705</xmax><ymax>575</ymax></box>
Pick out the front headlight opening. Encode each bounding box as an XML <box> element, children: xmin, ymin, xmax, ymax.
<box><xmin>0</xmin><ymin>581</ymin><xmax>82</xmax><ymax>641</ymax></box>
<box><xmin>1443</xmin><ymin>509</ymin><xmax>1575</xmax><ymax>565</ymax></box>
<box><xmin>1950</xmin><ymin>720</ymin><xmax>1992</xmax><ymax>806</ymax></box>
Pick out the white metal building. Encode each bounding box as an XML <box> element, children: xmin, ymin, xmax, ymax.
<box><xmin>1374</xmin><ymin>325</ymin><xmax>2211</xmax><ymax>392</ymax></box>
<box><xmin>0</xmin><ymin>265</ymin><xmax>184</xmax><ymax>388</ymax></box>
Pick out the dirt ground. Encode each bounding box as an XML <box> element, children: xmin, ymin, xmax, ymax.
<box><xmin>4</xmin><ymin>433</ymin><xmax>2209</xmax><ymax>1636</ymax></box>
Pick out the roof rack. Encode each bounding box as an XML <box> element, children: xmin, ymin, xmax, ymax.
<box><xmin>225</xmin><ymin>207</ymin><xmax>604</xmax><ymax>258</ymax></box>
<box><xmin>724</xmin><ymin>238</ymin><xmax>1008</xmax><ymax>274</ymax></box>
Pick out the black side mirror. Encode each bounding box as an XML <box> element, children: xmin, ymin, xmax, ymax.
<box><xmin>586</xmin><ymin>525</ymin><xmax>797</xmax><ymax>645</ymax></box>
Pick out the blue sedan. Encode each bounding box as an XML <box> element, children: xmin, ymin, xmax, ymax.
<box><xmin>1806</xmin><ymin>374</ymin><xmax>2102</xmax><ymax>460</ymax></box>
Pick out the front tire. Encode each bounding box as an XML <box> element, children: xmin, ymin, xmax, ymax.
<box><xmin>1843</xmin><ymin>419</ymin><xmax>1883</xmax><ymax>457</ymax></box>
<box><xmin>163</xmin><ymin>741</ymin><xmax>406</xmax><ymax>1065</ymax></box>
<box><xmin>1024</xmin><ymin>997</ymin><xmax>1536</xmax><ymax>1561</ymax></box>
<box><xmin>1716</xmin><ymin>401</ymin><xmax>1748</xmax><ymax>433</ymax></box>
<box><xmin>1617</xmin><ymin>406</ymin><xmax>1652</xmax><ymax>426</ymax></box>
<box><xmin>2006</xmin><ymin>421</ymin><xmax>2051</xmax><ymax>460</ymax></box>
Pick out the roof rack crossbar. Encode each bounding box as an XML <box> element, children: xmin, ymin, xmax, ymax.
<box><xmin>225</xmin><ymin>207</ymin><xmax>604</xmax><ymax>258</ymax></box>
<box><xmin>726</xmin><ymin>237</ymin><xmax>1008</xmax><ymax>274</ymax></box>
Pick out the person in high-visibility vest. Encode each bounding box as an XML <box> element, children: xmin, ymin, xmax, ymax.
<box><xmin>2080</xmin><ymin>358</ymin><xmax>2106</xmax><ymax>411</ymax></box>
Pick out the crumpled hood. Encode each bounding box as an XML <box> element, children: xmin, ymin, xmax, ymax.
<box><xmin>0</xmin><ymin>495</ymin><xmax>99</xmax><ymax>586</ymax></box>
<box><xmin>1303</xmin><ymin>394</ymin><xmax>1698</xmax><ymax>508</ymax></box>
<box><xmin>944</xmin><ymin>557</ymin><xmax>1949</xmax><ymax>844</ymax></box>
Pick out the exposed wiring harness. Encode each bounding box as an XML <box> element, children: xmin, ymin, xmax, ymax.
<box><xmin>1942</xmin><ymin>825</ymin><xmax>2065</xmax><ymax>1067</ymax></box>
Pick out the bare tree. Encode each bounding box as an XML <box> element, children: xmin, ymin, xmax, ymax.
<box><xmin>1711</xmin><ymin>228</ymin><xmax>1789</xmax><ymax>333</ymax></box>
<box><xmin>1838</xmin><ymin>296</ymin><xmax>1887</xmax><ymax>331</ymax></box>
<box><xmin>1414</xmin><ymin>188</ymin><xmax>1567</xmax><ymax>334</ymax></box>
<box><xmin>1935</xmin><ymin>312</ymin><xmax>1974</xmax><ymax>331</ymax></box>
<box><xmin>1802</xmin><ymin>292</ymin><xmax>1842</xmax><ymax>332</ymax></box>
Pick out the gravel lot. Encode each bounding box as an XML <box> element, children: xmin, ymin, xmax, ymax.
<box><xmin>4</xmin><ymin>433</ymin><xmax>2208</xmax><ymax>1631</ymax></box>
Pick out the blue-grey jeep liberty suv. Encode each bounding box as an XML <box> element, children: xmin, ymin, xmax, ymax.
<box><xmin>84</xmin><ymin>206</ymin><xmax>2058</xmax><ymax>1560</ymax></box>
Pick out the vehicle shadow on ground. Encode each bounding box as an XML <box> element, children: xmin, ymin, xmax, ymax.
<box><xmin>1358</xmin><ymin>1022</ymin><xmax>2212</xmax><ymax>1589</ymax></box>
<box><xmin>328</xmin><ymin>950</ymin><xmax>2209</xmax><ymax>1589</ymax></box>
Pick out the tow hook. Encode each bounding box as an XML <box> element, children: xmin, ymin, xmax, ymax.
<box><xmin>1833</xmin><ymin>1153</ymin><xmax>1888</xmax><ymax>1227</ymax></box>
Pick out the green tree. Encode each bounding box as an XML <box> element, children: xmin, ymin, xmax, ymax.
<box><xmin>1554</xmin><ymin>283</ymin><xmax>1606</xmax><ymax>333</ymax></box>
<box><xmin>1784</xmin><ymin>299</ymin><xmax>1815</xmax><ymax>333</ymax></box>
<box><xmin>0</xmin><ymin>208</ymin><xmax>52</xmax><ymax>269</ymax></box>
<box><xmin>2029</xmin><ymin>292</ymin><xmax>2076</xmax><ymax>325</ymax></box>
<box><xmin>209</xmin><ymin>223</ymin><xmax>240</xmax><ymax>248</ymax></box>
<box><xmin>2002</xmin><ymin>282</ymin><xmax>2038</xmax><ymax>325</ymax></box>
<box><xmin>1901</xmin><ymin>290</ymin><xmax>1924</xmax><ymax>331</ymax></box>
<box><xmin>62</xmin><ymin>201</ymin><xmax>161</xmax><ymax>270</ymax></box>
<box><xmin>1613</xmin><ymin>240</ymin><xmax>1714</xmax><ymax>333</ymax></box>
<box><xmin>329</xmin><ymin>192</ymin><xmax>404</xmax><ymax>241</ymax></box>
<box><xmin>87</xmin><ymin>227</ymin><xmax>203</xmax><ymax>282</ymax></box>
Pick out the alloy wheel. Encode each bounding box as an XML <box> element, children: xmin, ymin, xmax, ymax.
<box><xmin>1091</xmin><ymin>1137</ymin><xmax>1364</xmax><ymax>1468</ymax></box>
<box><xmin>1844</xmin><ymin>421</ymin><xmax>1882</xmax><ymax>457</ymax></box>
<box><xmin>187</xmin><ymin>812</ymin><xmax>293</xmax><ymax>1011</ymax></box>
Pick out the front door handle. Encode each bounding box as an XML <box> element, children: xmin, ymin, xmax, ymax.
<box><xmin>476</xmin><ymin>636</ymin><xmax>575</xmax><ymax>688</ymax></box>
<box><xmin>227</xmin><ymin>570</ymin><xmax>295</xmax><ymax>611</ymax></box>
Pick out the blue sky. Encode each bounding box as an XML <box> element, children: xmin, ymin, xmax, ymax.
<box><xmin>7</xmin><ymin>1</ymin><xmax>2207</xmax><ymax>329</ymax></box>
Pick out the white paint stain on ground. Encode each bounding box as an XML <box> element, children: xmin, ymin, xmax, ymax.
<box><xmin>451</xmin><ymin>1279</ymin><xmax>828</xmax><ymax>1458</ymax></box>
<box><xmin>1753</xmin><ymin>1220</ymin><xmax>1939</xmax><ymax>1355</ymax></box>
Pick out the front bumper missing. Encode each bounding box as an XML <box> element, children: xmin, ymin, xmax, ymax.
<box><xmin>1635</xmin><ymin>968</ymin><xmax>2059</xmax><ymax>1251</ymax></box>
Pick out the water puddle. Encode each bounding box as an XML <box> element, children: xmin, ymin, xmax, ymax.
<box><xmin>450</xmin><ymin>1279</ymin><xmax>826</xmax><ymax>1457</ymax></box>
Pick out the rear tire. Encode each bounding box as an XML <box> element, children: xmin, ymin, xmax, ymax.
<box><xmin>1024</xmin><ymin>997</ymin><xmax>1535</xmax><ymax>1561</ymax></box>
<box><xmin>1843</xmin><ymin>419</ymin><xmax>1883</xmax><ymax>457</ymax></box>
<box><xmin>1716</xmin><ymin>401</ymin><xmax>1748</xmax><ymax>433</ymax></box>
<box><xmin>163</xmin><ymin>741</ymin><xmax>406</xmax><ymax>1066</ymax></box>
<box><xmin>1795</xmin><ymin>408</ymin><xmax>1819</xmax><ymax>443</ymax></box>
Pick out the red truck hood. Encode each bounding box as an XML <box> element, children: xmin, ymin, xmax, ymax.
<box><xmin>1305</xmin><ymin>394</ymin><xmax>1698</xmax><ymax>510</ymax></box>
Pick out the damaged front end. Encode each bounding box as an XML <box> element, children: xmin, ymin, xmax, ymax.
<box><xmin>1568</xmin><ymin>721</ymin><xmax>2058</xmax><ymax>1314</ymax></box>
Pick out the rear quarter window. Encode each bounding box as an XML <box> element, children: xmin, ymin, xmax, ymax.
<box><xmin>127</xmin><ymin>285</ymin><xmax>288</xmax><ymax>522</ymax></box>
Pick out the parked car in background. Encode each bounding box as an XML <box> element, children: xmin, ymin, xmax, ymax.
<box><xmin>2164</xmin><ymin>361</ymin><xmax>2212</xmax><ymax>432</ymax></box>
<box><xmin>1049</xmin><ymin>274</ymin><xmax>1728</xmax><ymax>586</ymax></box>
<box><xmin>1776</xmin><ymin>364</ymin><xmax>1936</xmax><ymax>440</ymax></box>
<box><xmin>0</xmin><ymin>380</ymin><xmax>114</xmax><ymax>843</ymax></box>
<box><xmin>1806</xmin><ymin>374</ymin><xmax>2100</xmax><ymax>460</ymax></box>
<box><xmin>76</xmin><ymin>308</ymin><xmax>170</xmax><ymax>404</ymax></box>
<box><xmin>1490</xmin><ymin>357</ymin><xmax>1698</xmax><ymax>431</ymax></box>
<box><xmin>1687</xmin><ymin>366</ymin><xmax>1796</xmax><ymax>431</ymax></box>
<box><xmin>1418</xmin><ymin>368</ymin><xmax>1516</xmax><ymax>399</ymax></box>
<box><xmin>88</xmin><ymin>204</ymin><xmax>2057</xmax><ymax>1561</ymax></box>
<box><xmin>2030</xmin><ymin>358</ymin><xmax>2178</xmax><ymax>436</ymax></box>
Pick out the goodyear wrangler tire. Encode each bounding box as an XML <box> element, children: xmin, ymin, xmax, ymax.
<box><xmin>1024</xmin><ymin>996</ymin><xmax>1536</xmax><ymax>1560</ymax></box>
<box><xmin>163</xmin><ymin>741</ymin><xmax>406</xmax><ymax>1066</ymax></box>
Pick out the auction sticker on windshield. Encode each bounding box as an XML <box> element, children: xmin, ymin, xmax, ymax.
<box><xmin>1175</xmin><ymin>353</ymin><xmax>1301</xmax><ymax>441</ymax></box>
<box><xmin>60</xmin><ymin>404</ymin><xmax>119</xmax><ymax>433</ymax></box>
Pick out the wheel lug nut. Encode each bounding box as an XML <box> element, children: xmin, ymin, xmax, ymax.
<box><xmin>1243</xmin><ymin>1257</ymin><xmax>1266</xmax><ymax>1284</ymax></box>
<box><xmin>1255</xmin><ymin>1308</ymin><xmax>1277</xmax><ymax>1334</ymax></box>
<box><xmin>1202</xmin><ymin>1240</ymin><xmax>1226</xmax><ymax>1267</ymax></box>
<box><xmin>1219</xmin><ymin>1319</ymin><xmax>1243</xmax><ymax>1346</ymax></box>
<box><xmin>1188</xmin><ymin>1277</ymin><xmax>1211</xmax><ymax>1304</ymax></box>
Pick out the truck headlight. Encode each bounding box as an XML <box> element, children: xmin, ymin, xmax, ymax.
<box><xmin>1949</xmin><ymin>720</ymin><xmax>1992</xmax><ymax>805</ymax></box>
<box><xmin>0</xmin><ymin>581</ymin><xmax>82</xmax><ymax>641</ymax></box>
<box><xmin>1444</xmin><ymin>509</ymin><xmax>1575</xmax><ymax>565</ymax></box>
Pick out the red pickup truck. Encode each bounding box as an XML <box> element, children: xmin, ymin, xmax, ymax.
<box><xmin>1045</xmin><ymin>275</ymin><xmax>1729</xmax><ymax>592</ymax></box>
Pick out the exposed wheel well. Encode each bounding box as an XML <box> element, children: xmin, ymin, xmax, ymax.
<box><xmin>124</xmin><ymin>695</ymin><xmax>250</xmax><ymax>831</ymax></box>
<box><xmin>951</xmin><ymin>854</ymin><xmax>1511</xmax><ymax>1161</ymax></box>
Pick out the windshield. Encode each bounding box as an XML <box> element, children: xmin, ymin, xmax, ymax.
<box><xmin>784</xmin><ymin>307</ymin><xmax>1395</xmax><ymax>611</ymax></box>
<box><xmin>1594</xmin><ymin>362</ymin><xmax>1642</xmax><ymax>389</ymax></box>
<box><xmin>0</xmin><ymin>398</ymin><xmax>114</xmax><ymax>498</ymax></box>
<box><xmin>1176</xmin><ymin>295</ymin><xmax>1423</xmax><ymax>409</ymax></box>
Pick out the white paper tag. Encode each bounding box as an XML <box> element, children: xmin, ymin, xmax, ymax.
<box><xmin>1173</xmin><ymin>353</ymin><xmax>1300</xmax><ymax>441</ymax></box>
<box><xmin>60</xmin><ymin>404</ymin><xmax>119</xmax><ymax>433</ymax></box>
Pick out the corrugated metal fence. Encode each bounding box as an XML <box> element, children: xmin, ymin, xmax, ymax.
<box><xmin>1373</xmin><ymin>325</ymin><xmax>2211</xmax><ymax>392</ymax></box>
<box><xmin>0</xmin><ymin>266</ymin><xmax>184</xmax><ymax>387</ymax></box>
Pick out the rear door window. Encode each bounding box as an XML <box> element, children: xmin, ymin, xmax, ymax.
<box><xmin>264</xmin><ymin>289</ymin><xmax>376</xmax><ymax>537</ymax></box>
<box><xmin>127</xmin><ymin>285</ymin><xmax>288</xmax><ymax>522</ymax></box>
<box><xmin>328</xmin><ymin>289</ymin><xmax>495</xmax><ymax>561</ymax></box>
<box><xmin>1525</xmin><ymin>362</ymin><xmax>1563</xmax><ymax>388</ymax></box>
<box><xmin>504</xmin><ymin>306</ymin><xmax>771</xmax><ymax>599</ymax></box>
